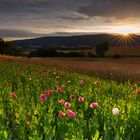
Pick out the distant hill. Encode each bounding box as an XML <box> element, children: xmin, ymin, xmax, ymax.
<box><xmin>10</xmin><ymin>34</ymin><xmax>140</xmax><ymax>48</ymax></box>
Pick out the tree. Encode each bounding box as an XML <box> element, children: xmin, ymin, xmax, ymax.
<box><xmin>29</xmin><ymin>48</ymin><xmax>58</xmax><ymax>57</ymax></box>
<box><xmin>95</xmin><ymin>41</ymin><xmax>109</xmax><ymax>57</ymax></box>
<box><xmin>0</xmin><ymin>38</ymin><xmax>22</xmax><ymax>56</ymax></box>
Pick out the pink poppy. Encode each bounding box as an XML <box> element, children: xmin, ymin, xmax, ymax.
<box><xmin>57</xmin><ymin>88</ymin><xmax>62</xmax><ymax>93</ymax></box>
<box><xmin>66</xmin><ymin>109</ymin><xmax>76</xmax><ymax>118</ymax></box>
<box><xmin>70</xmin><ymin>94</ymin><xmax>75</xmax><ymax>99</ymax></box>
<box><xmin>40</xmin><ymin>94</ymin><xmax>46</xmax><ymax>102</ymax></box>
<box><xmin>59</xmin><ymin>111</ymin><xmax>65</xmax><ymax>118</ymax></box>
<box><xmin>90</xmin><ymin>102</ymin><xmax>98</xmax><ymax>109</ymax></box>
<box><xmin>10</xmin><ymin>93</ymin><xmax>17</xmax><ymax>98</ymax></box>
<box><xmin>59</xmin><ymin>99</ymin><xmax>65</xmax><ymax>105</ymax></box>
<box><xmin>26</xmin><ymin>121</ymin><xmax>31</xmax><ymax>126</ymax></box>
<box><xmin>78</xmin><ymin>96</ymin><xmax>85</xmax><ymax>102</ymax></box>
<box><xmin>64</xmin><ymin>102</ymin><xmax>71</xmax><ymax>108</ymax></box>
<box><xmin>45</xmin><ymin>89</ymin><xmax>53</xmax><ymax>96</ymax></box>
<box><xmin>95</xmin><ymin>80</ymin><xmax>99</xmax><ymax>85</ymax></box>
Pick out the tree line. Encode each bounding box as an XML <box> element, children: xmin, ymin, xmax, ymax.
<box><xmin>0</xmin><ymin>38</ymin><xmax>22</xmax><ymax>56</ymax></box>
<box><xmin>29</xmin><ymin>41</ymin><xmax>109</xmax><ymax>58</ymax></box>
<box><xmin>0</xmin><ymin>38</ymin><xmax>110</xmax><ymax>58</ymax></box>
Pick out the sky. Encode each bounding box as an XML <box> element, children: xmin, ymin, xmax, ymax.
<box><xmin>0</xmin><ymin>0</ymin><xmax>140</xmax><ymax>40</ymax></box>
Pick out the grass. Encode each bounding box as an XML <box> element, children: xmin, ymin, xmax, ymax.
<box><xmin>0</xmin><ymin>61</ymin><xmax>140</xmax><ymax>139</ymax></box>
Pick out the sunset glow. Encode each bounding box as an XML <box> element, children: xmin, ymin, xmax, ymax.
<box><xmin>0</xmin><ymin>1</ymin><xmax>140</xmax><ymax>39</ymax></box>
<box><xmin>114</xmin><ymin>26</ymin><xmax>137</xmax><ymax>36</ymax></box>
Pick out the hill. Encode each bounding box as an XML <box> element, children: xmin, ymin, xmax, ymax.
<box><xmin>10</xmin><ymin>34</ymin><xmax>140</xmax><ymax>49</ymax></box>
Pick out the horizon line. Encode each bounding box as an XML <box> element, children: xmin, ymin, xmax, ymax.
<box><xmin>4</xmin><ymin>32</ymin><xmax>140</xmax><ymax>41</ymax></box>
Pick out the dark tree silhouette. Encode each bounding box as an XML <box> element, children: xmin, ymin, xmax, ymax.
<box><xmin>29</xmin><ymin>48</ymin><xmax>58</xmax><ymax>57</ymax></box>
<box><xmin>0</xmin><ymin>38</ymin><xmax>22</xmax><ymax>56</ymax></box>
<box><xmin>29</xmin><ymin>47</ymin><xmax>86</xmax><ymax>57</ymax></box>
<box><xmin>95</xmin><ymin>41</ymin><xmax>109</xmax><ymax>57</ymax></box>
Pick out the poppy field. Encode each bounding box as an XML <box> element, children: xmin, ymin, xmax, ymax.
<box><xmin>0</xmin><ymin>61</ymin><xmax>140</xmax><ymax>140</ymax></box>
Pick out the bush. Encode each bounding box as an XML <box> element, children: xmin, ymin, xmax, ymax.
<box><xmin>113</xmin><ymin>54</ymin><xmax>121</xmax><ymax>59</ymax></box>
<box><xmin>95</xmin><ymin>41</ymin><xmax>109</xmax><ymax>57</ymax></box>
<box><xmin>65</xmin><ymin>52</ymin><xmax>85</xmax><ymax>57</ymax></box>
<box><xmin>88</xmin><ymin>53</ymin><xmax>96</xmax><ymax>58</ymax></box>
<box><xmin>29</xmin><ymin>48</ymin><xmax>86</xmax><ymax>57</ymax></box>
<box><xmin>29</xmin><ymin>48</ymin><xmax>58</xmax><ymax>57</ymax></box>
<box><xmin>0</xmin><ymin>38</ymin><xmax>22</xmax><ymax>56</ymax></box>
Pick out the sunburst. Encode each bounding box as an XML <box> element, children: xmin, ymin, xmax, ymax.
<box><xmin>114</xmin><ymin>26</ymin><xmax>137</xmax><ymax>36</ymax></box>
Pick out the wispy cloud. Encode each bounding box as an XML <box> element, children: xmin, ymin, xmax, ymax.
<box><xmin>0</xmin><ymin>29</ymin><xmax>44</xmax><ymax>38</ymax></box>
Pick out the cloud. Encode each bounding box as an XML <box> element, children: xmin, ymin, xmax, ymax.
<box><xmin>0</xmin><ymin>0</ymin><xmax>140</xmax><ymax>38</ymax></box>
<box><xmin>0</xmin><ymin>0</ymin><xmax>89</xmax><ymax>28</ymax></box>
<box><xmin>46</xmin><ymin>32</ymin><xmax>98</xmax><ymax>36</ymax></box>
<box><xmin>78</xmin><ymin>0</ymin><xmax>140</xmax><ymax>19</ymax></box>
<box><xmin>0</xmin><ymin>29</ymin><xmax>44</xmax><ymax>38</ymax></box>
<box><xmin>0</xmin><ymin>0</ymin><xmax>86</xmax><ymax>15</ymax></box>
<box><xmin>1</xmin><ymin>0</ymin><xmax>140</xmax><ymax>20</ymax></box>
<box><xmin>59</xmin><ymin>12</ymin><xmax>89</xmax><ymax>21</ymax></box>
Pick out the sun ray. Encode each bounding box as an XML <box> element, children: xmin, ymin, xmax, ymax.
<box><xmin>110</xmin><ymin>33</ymin><xmax>138</xmax><ymax>48</ymax></box>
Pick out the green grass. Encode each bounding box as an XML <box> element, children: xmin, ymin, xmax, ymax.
<box><xmin>0</xmin><ymin>61</ymin><xmax>140</xmax><ymax>140</ymax></box>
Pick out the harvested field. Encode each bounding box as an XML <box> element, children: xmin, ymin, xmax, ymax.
<box><xmin>0</xmin><ymin>56</ymin><xmax>140</xmax><ymax>81</ymax></box>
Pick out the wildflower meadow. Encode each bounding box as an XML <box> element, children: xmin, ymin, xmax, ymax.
<box><xmin>0</xmin><ymin>61</ymin><xmax>140</xmax><ymax>140</ymax></box>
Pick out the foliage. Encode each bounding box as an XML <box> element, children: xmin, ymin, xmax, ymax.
<box><xmin>29</xmin><ymin>47</ymin><xmax>58</xmax><ymax>57</ymax></box>
<box><xmin>0</xmin><ymin>38</ymin><xmax>22</xmax><ymax>56</ymax></box>
<box><xmin>113</xmin><ymin>54</ymin><xmax>121</xmax><ymax>59</ymax></box>
<box><xmin>0</xmin><ymin>61</ymin><xmax>140</xmax><ymax>139</ymax></box>
<box><xmin>95</xmin><ymin>41</ymin><xmax>109</xmax><ymax>57</ymax></box>
<box><xmin>29</xmin><ymin>47</ymin><xmax>86</xmax><ymax>57</ymax></box>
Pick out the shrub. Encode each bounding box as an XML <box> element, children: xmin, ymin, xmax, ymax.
<box><xmin>113</xmin><ymin>54</ymin><xmax>121</xmax><ymax>59</ymax></box>
<box><xmin>95</xmin><ymin>41</ymin><xmax>109</xmax><ymax>57</ymax></box>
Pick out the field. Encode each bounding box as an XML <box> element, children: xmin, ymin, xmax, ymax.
<box><xmin>29</xmin><ymin>57</ymin><xmax>140</xmax><ymax>81</ymax></box>
<box><xmin>57</xmin><ymin>46</ymin><xmax>140</xmax><ymax>57</ymax></box>
<box><xmin>0</xmin><ymin>60</ymin><xmax>140</xmax><ymax>139</ymax></box>
<box><xmin>1</xmin><ymin>56</ymin><xmax>139</xmax><ymax>81</ymax></box>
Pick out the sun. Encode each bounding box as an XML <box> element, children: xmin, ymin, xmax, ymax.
<box><xmin>120</xmin><ymin>30</ymin><xmax>129</xmax><ymax>36</ymax></box>
<box><xmin>112</xmin><ymin>26</ymin><xmax>137</xmax><ymax>47</ymax></box>
<box><xmin>113</xmin><ymin>26</ymin><xmax>136</xmax><ymax>36</ymax></box>
<box><xmin>121</xmin><ymin>33</ymin><xmax>130</xmax><ymax>38</ymax></box>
